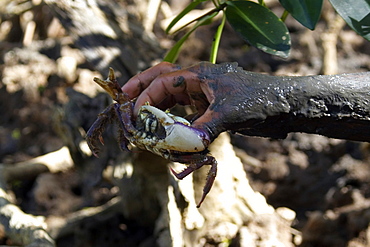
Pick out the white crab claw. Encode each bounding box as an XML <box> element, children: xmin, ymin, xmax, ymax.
<box><xmin>139</xmin><ymin>105</ymin><xmax>209</xmax><ymax>152</ymax></box>
<box><xmin>163</xmin><ymin>122</ymin><xmax>207</xmax><ymax>152</ymax></box>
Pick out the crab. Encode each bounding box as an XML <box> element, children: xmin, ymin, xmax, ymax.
<box><xmin>86</xmin><ymin>68</ymin><xmax>217</xmax><ymax>207</ymax></box>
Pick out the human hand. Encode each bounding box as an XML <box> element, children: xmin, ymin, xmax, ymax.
<box><xmin>122</xmin><ymin>61</ymin><xmax>302</xmax><ymax>141</ymax></box>
<box><xmin>121</xmin><ymin>61</ymin><xmax>235</xmax><ymax>141</ymax></box>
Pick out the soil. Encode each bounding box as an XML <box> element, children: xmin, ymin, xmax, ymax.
<box><xmin>0</xmin><ymin>1</ymin><xmax>370</xmax><ymax>246</ymax></box>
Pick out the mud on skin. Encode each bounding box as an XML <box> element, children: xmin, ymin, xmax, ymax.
<box><xmin>188</xmin><ymin>62</ymin><xmax>370</xmax><ymax>142</ymax></box>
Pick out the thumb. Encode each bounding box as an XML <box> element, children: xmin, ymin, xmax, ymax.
<box><xmin>191</xmin><ymin>108</ymin><xmax>224</xmax><ymax>142</ymax></box>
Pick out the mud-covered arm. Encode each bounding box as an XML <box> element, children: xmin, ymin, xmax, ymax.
<box><xmin>189</xmin><ymin>62</ymin><xmax>370</xmax><ymax>142</ymax></box>
<box><xmin>192</xmin><ymin>62</ymin><xmax>370</xmax><ymax>142</ymax></box>
<box><xmin>122</xmin><ymin>62</ymin><xmax>370</xmax><ymax>142</ymax></box>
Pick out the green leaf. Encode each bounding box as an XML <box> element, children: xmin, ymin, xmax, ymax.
<box><xmin>225</xmin><ymin>1</ymin><xmax>291</xmax><ymax>58</ymax></box>
<box><xmin>164</xmin><ymin>12</ymin><xmax>218</xmax><ymax>63</ymax></box>
<box><xmin>279</xmin><ymin>0</ymin><xmax>323</xmax><ymax>30</ymax></box>
<box><xmin>165</xmin><ymin>0</ymin><xmax>208</xmax><ymax>34</ymax></box>
<box><xmin>329</xmin><ymin>0</ymin><xmax>370</xmax><ymax>41</ymax></box>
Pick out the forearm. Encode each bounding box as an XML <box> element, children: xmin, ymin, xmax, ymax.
<box><xmin>189</xmin><ymin>62</ymin><xmax>370</xmax><ymax>141</ymax></box>
<box><xmin>233</xmin><ymin>70</ymin><xmax>370</xmax><ymax>141</ymax></box>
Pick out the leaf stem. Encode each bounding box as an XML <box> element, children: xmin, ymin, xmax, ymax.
<box><xmin>258</xmin><ymin>0</ymin><xmax>266</xmax><ymax>7</ymax></box>
<box><xmin>170</xmin><ymin>3</ymin><xmax>226</xmax><ymax>34</ymax></box>
<box><xmin>164</xmin><ymin>12</ymin><xmax>218</xmax><ymax>63</ymax></box>
<box><xmin>280</xmin><ymin>10</ymin><xmax>289</xmax><ymax>22</ymax></box>
<box><xmin>210</xmin><ymin>12</ymin><xmax>226</xmax><ymax>63</ymax></box>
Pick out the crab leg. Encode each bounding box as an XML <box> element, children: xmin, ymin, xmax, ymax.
<box><xmin>86</xmin><ymin>104</ymin><xmax>116</xmax><ymax>157</ymax></box>
<box><xmin>170</xmin><ymin>156</ymin><xmax>217</xmax><ymax>207</ymax></box>
<box><xmin>117</xmin><ymin>126</ymin><xmax>131</xmax><ymax>152</ymax></box>
<box><xmin>94</xmin><ymin>68</ymin><xmax>140</xmax><ymax>146</ymax></box>
<box><xmin>198</xmin><ymin>156</ymin><xmax>217</xmax><ymax>207</ymax></box>
<box><xmin>114</xmin><ymin>102</ymin><xmax>143</xmax><ymax>143</ymax></box>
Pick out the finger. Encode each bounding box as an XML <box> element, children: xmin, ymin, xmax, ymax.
<box><xmin>192</xmin><ymin>108</ymin><xmax>223</xmax><ymax>142</ymax></box>
<box><xmin>188</xmin><ymin>91</ymin><xmax>210</xmax><ymax>117</ymax></box>
<box><xmin>134</xmin><ymin>70</ymin><xmax>202</xmax><ymax>113</ymax></box>
<box><xmin>155</xmin><ymin>94</ymin><xmax>192</xmax><ymax>110</ymax></box>
<box><xmin>121</xmin><ymin>62</ymin><xmax>181</xmax><ymax>99</ymax></box>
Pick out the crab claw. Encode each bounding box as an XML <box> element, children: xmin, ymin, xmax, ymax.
<box><xmin>93</xmin><ymin>68</ymin><xmax>130</xmax><ymax>104</ymax></box>
<box><xmin>138</xmin><ymin>105</ymin><xmax>211</xmax><ymax>153</ymax></box>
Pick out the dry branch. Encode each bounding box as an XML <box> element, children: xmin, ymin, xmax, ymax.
<box><xmin>1</xmin><ymin>147</ymin><xmax>74</xmax><ymax>182</ymax></box>
<box><xmin>0</xmin><ymin>200</ymin><xmax>55</xmax><ymax>247</ymax></box>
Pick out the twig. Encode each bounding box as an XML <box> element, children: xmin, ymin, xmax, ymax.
<box><xmin>321</xmin><ymin>8</ymin><xmax>345</xmax><ymax>75</ymax></box>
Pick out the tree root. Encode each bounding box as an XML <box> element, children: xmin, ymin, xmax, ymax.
<box><xmin>0</xmin><ymin>146</ymin><xmax>75</xmax><ymax>246</ymax></box>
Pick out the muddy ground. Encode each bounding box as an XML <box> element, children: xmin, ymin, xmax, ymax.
<box><xmin>0</xmin><ymin>1</ymin><xmax>370</xmax><ymax>246</ymax></box>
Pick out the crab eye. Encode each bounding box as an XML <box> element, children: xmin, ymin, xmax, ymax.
<box><xmin>137</xmin><ymin>111</ymin><xmax>166</xmax><ymax>139</ymax></box>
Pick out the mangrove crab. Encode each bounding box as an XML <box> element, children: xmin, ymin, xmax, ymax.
<box><xmin>86</xmin><ymin>68</ymin><xmax>217</xmax><ymax>207</ymax></box>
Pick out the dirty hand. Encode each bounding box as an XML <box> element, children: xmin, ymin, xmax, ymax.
<box><xmin>121</xmin><ymin>61</ymin><xmax>244</xmax><ymax>141</ymax></box>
